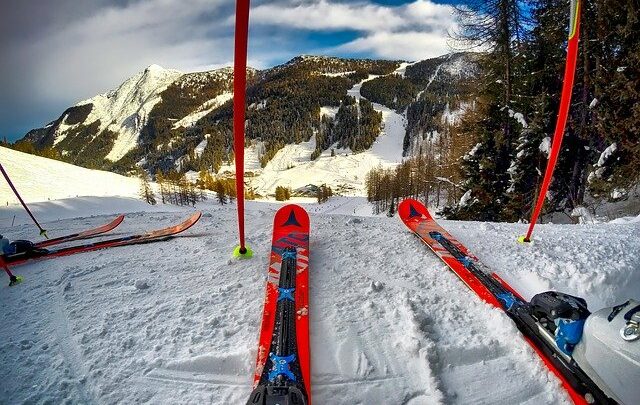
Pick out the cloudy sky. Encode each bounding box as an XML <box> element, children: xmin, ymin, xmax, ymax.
<box><xmin>0</xmin><ymin>0</ymin><xmax>462</xmax><ymax>141</ymax></box>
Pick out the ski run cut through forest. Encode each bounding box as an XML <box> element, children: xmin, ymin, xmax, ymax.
<box><xmin>0</xmin><ymin>194</ymin><xmax>638</xmax><ymax>404</ymax></box>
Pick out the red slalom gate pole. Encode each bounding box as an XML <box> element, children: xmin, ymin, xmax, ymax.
<box><xmin>0</xmin><ymin>162</ymin><xmax>48</xmax><ymax>238</ymax></box>
<box><xmin>232</xmin><ymin>0</ymin><xmax>252</xmax><ymax>258</ymax></box>
<box><xmin>521</xmin><ymin>0</ymin><xmax>581</xmax><ymax>243</ymax></box>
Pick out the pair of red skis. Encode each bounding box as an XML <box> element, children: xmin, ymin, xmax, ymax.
<box><xmin>3</xmin><ymin>212</ymin><xmax>202</xmax><ymax>267</ymax></box>
<box><xmin>248</xmin><ymin>201</ymin><xmax>613</xmax><ymax>405</ymax></box>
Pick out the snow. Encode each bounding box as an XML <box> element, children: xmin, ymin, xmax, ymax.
<box><xmin>319</xmin><ymin>106</ymin><xmax>339</xmax><ymax>119</ymax></box>
<box><xmin>611</xmin><ymin>188</ymin><xmax>625</xmax><ymax>200</ymax></box>
<box><xmin>218</xmin><ymin>75</ymin><xmax>405</xmax><ymax>197</ymax></box>
<box><xmin>172</xmin><ymin>92</ymin><xmax>233</xmax><ymax>129</ymax></box>
<box><xmin>509</xmin><ymin>109</ymin><xmax>528</xmax><ymax>128</ymax></box>
<box><xmin>1</xmin><ymin>194</ymin><xmax>637</xmax><ymax>404</ymax></box>
<box><xmin>1</xmin><ymin>150</ymin><xmax>638</xmax><ymax>403</ymax></box>
<box><xmin>440</xmin><ymin>102</ymin><xmax>468</xmax><ymax>126</ymax></box>
<box><xmin>53</xmin><ymin>113</ymin><xmax>82</xmax><ymax>146</ymax></box>
<box><xmin>0</xmin><ymin>146</ymin><xmax>141</xmax><ymax>204</ymax></box>
<box><xmin>570</xmin><ymin>206</ymin><xmax>596</xmax><ymax>224</ymax></box>
<box><xmin>321</xmin><ymin>71</ymin><xmax>355</xmax><ymax>77</ymax></box>
<box><xmin>193</xmin><ymin>137</ymin><xmax>209</xmax><ymax>158</ymax></box>
<box><xmin>459</xmin><ymin>190</ymin><xmax>472</xmax><ymax>207</ymax></box>
<box><xmin>539</xmin><ymin>137</ymin><xmax>551</xmax><ymax>157</ymax></box>
<box><xmin>596</xmin><ymin>143</ymin><xmax>617</xmax><ymax>167</ymax></box>
<box><xmin>393</xmin><ymin>61</ymin><xmax>412</xmax><ymax>78</ymax></box>
<box><xmin>69</xmin><ymin>65</ymin><xmax>183</xmax><ymax>162</ymax></box>
<box><xmin>463</xmin><ymin>143</ymin><xmax>482</xmax><ymax>161</ymax></box>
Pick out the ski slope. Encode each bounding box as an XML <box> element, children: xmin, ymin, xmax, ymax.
<box><xmin>1</xmin><ymin>197</ymin><xmax>638</xmax><ymax>404</ymax></box>
<box><xmin>218</xmin><ymin>74</ymin><xmax>406</xmax><ymax>198</ymax></box>
<box><xmin>0</xmin><ymin>147</ymin><xmax>142</xmax><ymax>205</ymax></box>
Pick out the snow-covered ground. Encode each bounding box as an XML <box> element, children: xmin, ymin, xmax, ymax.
<box><xmin>0</xmin><ymin>147</ymin><xmax>142</xmax><ymax>205</ymax></box>
<box><xmin>1</xmin><ymin>196</ymin><xmax>638</xmax><ymax>404</ymax></box>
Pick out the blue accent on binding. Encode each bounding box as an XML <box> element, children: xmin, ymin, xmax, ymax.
<box><xmin>431</xmin><ymin>232</ymin><xmax>444</xmax><ymax>241</ymax></box>
<box><xmin>555</xmin><ymin>318</ymin><xmax>586</xmax><ymax>355</ymax></box>
<box><xmin>460</xmin><ymin>256</ymin><xmax>473</xmax><ymax>267</ymax></box>
<box><xmin>268</xmin><ymin>353</ymin><xmax>297</xmax><ymax>382</ymax></box>
<box><xmin>497</xmin><ymin>292</ymin><xmax>517</xmax><ymax>310</ymax></box>
<box><xmin>283</xmin><ymin>210</ymin><xmax>301</xmax><ymax>227</ymax></box>
<box><xmin>409</xmin><ymin>204</ymin><xmax>422</xmax><ymax>218</ymax></box>
<box><xmin>278</xmin><ymin>287</ymin><xmax>295</xmax><ymax>302</ymax></box>
<box><xmin>281</xmin><ymin>250</ymin><xmax>297</xmax><ymax>260</ymax></box>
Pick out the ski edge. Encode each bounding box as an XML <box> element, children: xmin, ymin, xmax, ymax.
<box><xmin>397</xmin><ymin>198</ymin><xmax>608</xmax><ymax>405</ymax></box>
<box><xmin>5</xmin><ymin>211</ymin><xmax>201</xmax><ymax>266</ymax></box>
<box><xmin>35</xmin><ymin>214</ymin><xmax>125</xmax><ymax>248</ymax></box>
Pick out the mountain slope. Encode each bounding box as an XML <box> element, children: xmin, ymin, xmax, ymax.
<box><xmin>15</xmin><ymin>53</ymin><xmax>480</xmax><ymax>198</ymax></box>
<box><xmin>22</xmin><ymin>65</ymin><xmax>183</xmax><ymax>165</ymax></box>
<box><xmin>0</xmin><ymin>146</ymin><xmax>141</xmax><ymax>204</ymax></box>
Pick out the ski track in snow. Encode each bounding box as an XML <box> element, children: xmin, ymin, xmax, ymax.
<box><xmin>2</xmin><ymin>197</ymin><xmax>637</xmax><ymax>404</ymax></box>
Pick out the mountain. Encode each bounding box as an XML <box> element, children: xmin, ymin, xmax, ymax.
<box><xmin>15</xmin><ymin>53</ymin><xmax>479</xmax><ymax>196</ymax></box>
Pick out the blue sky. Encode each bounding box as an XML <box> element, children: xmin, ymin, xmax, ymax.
<box><xmin>0</xmin><ymin>0</ymin><xmax>463</xmax><ymax>141</ymax></box>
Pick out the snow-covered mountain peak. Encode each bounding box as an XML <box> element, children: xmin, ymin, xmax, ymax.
<box><xmin>61</xmin><ymin>65</ymin><xmax>184</xmax><ymax>161</ymax></box>
<box><xmin>144</xmin><ymin>63</ymin><xmax>169</xmax><ymax>73</ymax></box>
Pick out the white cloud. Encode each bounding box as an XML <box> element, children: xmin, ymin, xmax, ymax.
<box><xmin>251</xmin><ymin>0</ymin><xmax>406</xmax><ymax>32</ymax></box>
<box><xmin>14</xmin><ymin>0</ymin><xmax>235</xmax><ymax>106</ymax></box>
<box><xmin>251</xmin><ymin>0</ymin><xmax>457</xmax><ymax>60</ymax></box>
<box><xmin>337</xmin><ymin>30</ymin><xmax>451</xmax><ymax>61</ymax></box>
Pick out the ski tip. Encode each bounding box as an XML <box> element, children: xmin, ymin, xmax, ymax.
<box><xmin>398</xmin><ymin>198</ymin><xmax>432</xmax><ymax>223</ymax></box>
<box><xmin>517</xmin><ymin>235</ymin><xmax>532</xmax><ymax>244</ymax></box>
<box><xmin>233</xmin><ymin>244</ymin><xmax>254</xmax><ymax>259</ymax></box>
<box><xmin>274</xmin><ymin>204</ymin><xmax>310</xmax><ymax>230</ymax></box>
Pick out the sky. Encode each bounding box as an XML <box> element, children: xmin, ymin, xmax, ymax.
<box><xmin>0</xmin><ymin>0</ymin><xmax>463</xmax><ymax>141</ymax></box>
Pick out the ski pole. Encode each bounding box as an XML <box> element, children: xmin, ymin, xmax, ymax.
<box><xmin>0</xmin><ymin>163</ymin><xmax>48</xmax><ymax>238</ymax></box>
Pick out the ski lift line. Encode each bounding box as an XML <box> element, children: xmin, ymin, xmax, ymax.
<box><xmin>524</xmin><ymin>0</ymin><xmax>581</xmax><ymax>242</ymax></box>
<box><xmin>0</xmin><ymin>162</ymin><xmax>48</xmax><ymax>238</ymax></box>
<box><xmin>233</xmin><ymin>0</ymin><xmax>250</xmax><ymax>254</ymax></box>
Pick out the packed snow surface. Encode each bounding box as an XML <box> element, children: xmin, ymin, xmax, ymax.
<box><xmin>0</xmin><ymin>147</ymin><xmax>141</xmax><ymax>204</ymax></box>
<box><xmin>1</xmin><ymin>196</ymin><xmax>638</xmax><ymax>404</ymax></box>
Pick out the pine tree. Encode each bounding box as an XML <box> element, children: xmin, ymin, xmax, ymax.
<box><xmin>214</xmin><ymin>180</ymin><xmax>227</xmax><ymax>205</ymax></box>
<box><xmin>138</xmin><ymin>169</ymin><xmax>156</xmax><ymax>205</ymax></box>
<box><xmin>589</xmin><ymin>0</ymin><xmax>640</xmax><ymax>198</ymax></box>
<box><xmin>155</xmin><ymin>170</ymin><xmax>166</xmax><ymax>204</ymax></box>
<box><xmin>449</xmin><ymin>0</ymin><xmax>529</xmax><ymax>220</ymax></box>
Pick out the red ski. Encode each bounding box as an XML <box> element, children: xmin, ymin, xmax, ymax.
<box><xmin>398</xmin><ymin>198</ymin><xmax>613</xmax><ymax>405</ymax></box>
<box><xmin>35</xmin><ymin>214</ymin><xmax>125</xmax><ymax>248</ymax></box>
<box><xmin>247</xmin><ymin>204</ymin><xmax>311</xmax><ymax>405</ymax></box>
<box><xmin>4</xmin><ymin>212</ymin><xmax>201</xmax><ymax>266</ymax></box>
